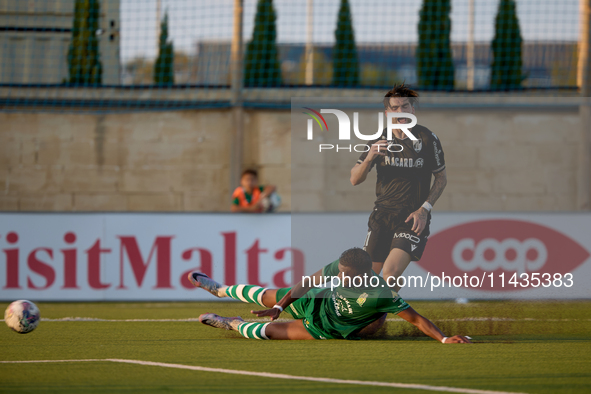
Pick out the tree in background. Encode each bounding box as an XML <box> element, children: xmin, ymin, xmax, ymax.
<box><xmin>124</xmin><ymin>52</ymin><xmax>190</xmax><ymax>85</ymax></box>
<box><xmin>154</xmin><ymin>12</ymin><xmax>175</xmax><ymax>85</ymax></box>
<box><xmin>67</xmin><ymin>0</ymin><xmax>102</xmax><ymax>84</ymax></box>
<box><xmin>361</xmin><ymin>64</ymin><xmax>401</xmax><ymax>87</ymax></box>
<box><xmin>416</xmin><ymin>0</ymin><xmax>454</xmax><ymax>90</ymax></box>
<box><xmin>490</xmin><ymin>0</ymin><xmax>525</xmax><ymax>90</ymax></box>
<box><xmin>332</xmin><ymin>0</ymin><xmax>359</xmax><ymax>86</ymax></box>
<box><xmin>244</xmin><ymin>0</ymin><xmax>282</xmax><ymax>87</ymax></box>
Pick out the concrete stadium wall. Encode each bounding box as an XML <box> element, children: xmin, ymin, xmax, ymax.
<box><xmin>420</xmin><ymin>107</ymin><xmax>579</xmax><ymax>211</ymax></box>
<box><xmin>0</xmin><ymin>110</ymin><xmax>233</xmax><ymax>211</ymax></box>
<box><xmin>0</xmin><ymin>105</ymin><xmax>581</xmax><ymax>212</ymax></box>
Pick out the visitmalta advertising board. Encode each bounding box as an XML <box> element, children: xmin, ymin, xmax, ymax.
<box><xmin>0</xmin><ymin>212</ymin><xmax>589</xmax><ymax>300</ymax></box>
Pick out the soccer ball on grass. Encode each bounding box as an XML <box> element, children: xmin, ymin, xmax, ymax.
<box><xmin>4</xmin><ymin>300</ymin><xmax>40</xmax><ymax>334</ymax></box>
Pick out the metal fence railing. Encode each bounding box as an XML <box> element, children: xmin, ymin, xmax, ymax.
<box><xmin>0</xmin><ymin>0</ymin><xmax>588</xmax><ymax>111</ymax></box>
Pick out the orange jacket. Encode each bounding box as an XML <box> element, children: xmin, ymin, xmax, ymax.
<box><xmin>232</xmin><ymin>186</ymin><xmax>263</xmax><ymax>207</ymax></box>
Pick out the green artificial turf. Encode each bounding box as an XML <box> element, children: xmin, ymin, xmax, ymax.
<box><xmin>1</xmin><ymin>301</ymin><xmax>590</xmax><ymax>393</ymax></box>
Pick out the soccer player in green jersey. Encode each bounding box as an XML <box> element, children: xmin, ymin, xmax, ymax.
<box><xmin>190</xmin><ymin>248</ymin><xmax>471</xmax><ymax>343</ymax></box>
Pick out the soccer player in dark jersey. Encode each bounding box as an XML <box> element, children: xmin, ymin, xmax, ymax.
<box><xmin>190</xmin><ymin>248</ymin><xmax>470</xmax><ymax>343</ymax></box>
<box><xmin>350</xmin><ymin>84</ymin><xmax>447</xmax><ymax>292</ymax></box>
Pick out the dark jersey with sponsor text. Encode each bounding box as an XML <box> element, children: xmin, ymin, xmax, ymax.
<box><xmin>357</xmin><ymin>125</ymin><xmax>445</xmax><ymax>215</ymax></box>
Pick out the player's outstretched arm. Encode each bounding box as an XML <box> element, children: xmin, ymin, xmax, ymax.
<box><xmin>426</xmin><ymin>169</ymin><xmax>447</xmax><ymax>207</ymax></box>
<box><xmin>405</xmin><ymin>169</ymin><xmax>447</xmax><ymax>235</ymax></box>
<box><xmin>251</xmin><ymin>267</ymin><xmax>324</xmax><ymax>321</ymax></box>
<box><xmin>350</xmin><ymin>140</ymin><xmax>387</xmax><ymax>185</ymax></box>
<box><xmin>350</xmin><ymin>162</ymin><xmax>372</xmax><ymax>186</ymax></box>
<box><xmin>397</xmin><ymin>307</ymin><xmax>472</xmax><ymax>344</ymax></box>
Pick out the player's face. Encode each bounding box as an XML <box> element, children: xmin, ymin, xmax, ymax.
<box><xmin>240</xmin><ymin>174</ymin><xmax>258</xmax><ymax>192</ymax></box>
<box><xmin>385</xmin><ymin>97</ymin><xmax>414</xmax><ymax>124</ymax></box>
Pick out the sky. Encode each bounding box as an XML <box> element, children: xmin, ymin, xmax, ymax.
<box><xmin>119</xmin><ymin>0</ymin><xmax>581</xmax><ymax>62</ymax></box>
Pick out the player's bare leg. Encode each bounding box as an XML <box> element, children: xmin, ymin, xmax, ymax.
<box><xmin>264</xmin><ymin>320</ymin><xmax>315</xmax><ymax>340</ymax></box>
<box><xmin>377</xmin><ymin>248</ymin><xmax>413</xmax><ymax>292</ymax></box>
<box><xmin>372</xmin><ymin>261</ymin><xmax>384</xmax><ymax>276</ymax></box>
<box><xmin>261</xmin><ymin>290</ymin><xmax>280</xmax><ymax>308</ymax></box>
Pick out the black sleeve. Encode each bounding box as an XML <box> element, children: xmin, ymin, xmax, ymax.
<box><xmin>427</xmin><ymin>132</ymin><xmax>446</xmax><ymax>173</ymax></box>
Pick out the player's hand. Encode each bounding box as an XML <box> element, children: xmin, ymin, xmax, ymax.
<box><xmin>444</xmin><ymin>335</ymin><xmax>472</xmax><ymax>344</ymax></box>
<box><xmin>366</xmin><ymin>140</ymin><xmax>388</xmax><ymax>161</ymax></box>
<box><xmin>251</xmin><ymin>308</ymin><xmax>281</xmax><ymax>321</ymax></box>
<box><xmin>405</xmin><ymin>207</ymin><xmax>428</xmax><ymax>235</ymax></box>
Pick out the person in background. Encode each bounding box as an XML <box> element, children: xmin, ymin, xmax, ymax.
<box><xmin>231</xmin><ymin>169</ymin><xmax>277</xmax><ymax>213</ymax></box>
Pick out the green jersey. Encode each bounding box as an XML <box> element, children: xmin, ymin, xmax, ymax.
<box><xmin>282</xmin><ymin>260</ymin><xmax>410</xmax><ymax>340</ymax></box>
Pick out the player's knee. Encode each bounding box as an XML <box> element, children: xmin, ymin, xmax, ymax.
<box><xmin>266</xmin><ymin>321</ymin><xmax>314</xmax><ymax>340</ymax></box>
<box><xmin>261</xmin><ymin>289</ymin><xmax>276</xmax><ymax>308</ymax></box>
<box><xmin>382</xmin><ymin>268</ymin><xmax>398</xmax><ymax>286</ymax></box>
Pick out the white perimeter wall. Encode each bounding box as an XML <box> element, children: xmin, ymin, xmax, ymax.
<box><xmin>0</xmin><ymin>212</ymin><xmax>589</xmax><ymax>301</ymax></box>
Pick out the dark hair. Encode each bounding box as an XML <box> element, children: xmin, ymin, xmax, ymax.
<box><xmin>339</xmin><ymin>247</ymin><xmax>372</xmax><ymax>274</ymax></box>
<box><xmin>383</xmin><ymin>83</ymin><xmax>419</xmax><ymax>109</ymax></box>
<box><xmin>241</xmin><ymin>169</ymin><xmax>258</xmax><ymax>178</ymax></box>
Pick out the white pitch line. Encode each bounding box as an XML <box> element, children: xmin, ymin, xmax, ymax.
<box><xmin>0</xmin><ymin>358</ymin><xmax>527</xmax><ymax>394</ymax></box>
<box><xmin>40</xmin><ymin>317</ymin><xmax>591</xmax><ymax>323</ymax></box>
<box><xmin>40</xmin><ymin>317</ymin><xmax>295</xmax><ymax>322</ymax></box>
<box><xmin>41</xmin><ymin>317</ymin><xmax>203</xmax><ymax>322</ymax></box>
<box><xmin>0</xmin><ymin>359</ymin><xmax>102</xmax><ymax>363</ymax></box>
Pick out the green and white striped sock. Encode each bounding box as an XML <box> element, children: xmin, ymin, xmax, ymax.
<box><xmin>236</xmin><ymin>322</ymin><xmax>270</xmax><ymax>340</ymax></box>
<box><xmin>222</xmin><ymin>284</ymin><xmax>267</xmax><ymax>307</ymax></box>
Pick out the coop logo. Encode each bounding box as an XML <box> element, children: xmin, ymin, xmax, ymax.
<box><xmin>417</xmin><ymin>219</ymin><xmax>590</xmax><ymax>291</ymax></box>
<box><xmin>452</xmin><ymin>238</ymin><xmax>546</xmax><ymax>274</ymax></box>
<box><xmin>302</xmin><ymin>108</ymin><xmax>418</xmax><ymax>153</ymax></box>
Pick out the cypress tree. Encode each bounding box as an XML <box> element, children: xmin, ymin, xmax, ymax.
<box><xmin>416</xmin><ymin>0</ymin><xmax>454</xmax><ymax>90</ymax></box>
<box><xmin>490</xmin><ymin>0</ymin><xmax>525</xmax><ymax>90</ymax></box>
<box><xmin>244</xmin><ymin>0</ymin><xmax>282</xmax><ymax>87</ymax></box>
<box><xmin>332</xmin><ymin>0</ymin><xmax>359</xmax><ymax>86</ymax></box>
<box><xmin>154</xmin><ymin>12</ymin><xmax>175</xmax><ymax>85</ymax></box>
<box><xmin>67</xmin><ymin>0</ymin><xmax>102</xmax><ymax>84</ymax></box>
